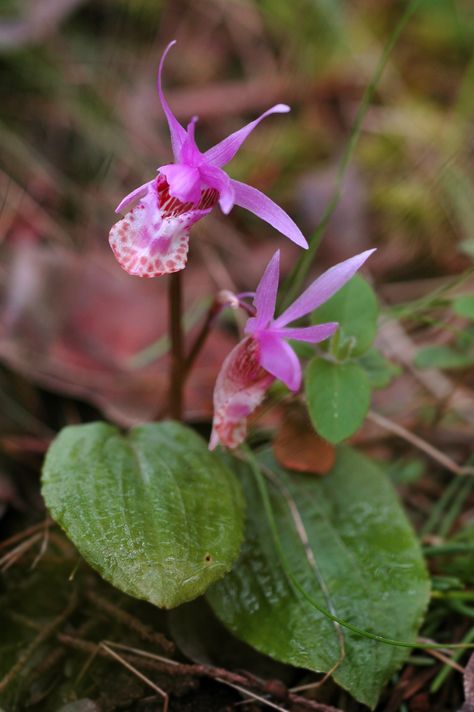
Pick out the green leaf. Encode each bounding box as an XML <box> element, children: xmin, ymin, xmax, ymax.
<box><xmin>41</xmin><ymin>421</ymin><xmax>244</xmax><ymax>608</ymax></box>
<box><xmin>414</xmin><ymin>345</ymin><xmax>474</xmax><ymax>370</ymax></box>
<box><xmin>207</xmin><ymin>449</ymin><xmax>430</xmax><ymax>708</ymax></box>
<box><xmin>305</xmin><ymin>358</ymin><xmax>371</xmax><ymax>443</ymax></box>
<box><xmin>386</xmin><ymin>457</ymin><xmax>425</xmax><ymax>485</ymax></box>
<box><xmin>453</xmin><ymin>294</ymin><xmax>474</xmax><ymax>321</ymax></box>
<box><xmin>358</xmin><ymin>347</ymin><xmax>401</xmax><ymax>388</ymax></box>
<box><xmin>311</xmin><ymin>275</ymin><xmax>378</xmax><ymax>356</ymax></box>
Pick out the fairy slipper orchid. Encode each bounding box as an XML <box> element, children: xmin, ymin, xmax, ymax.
<box><xmin>109</xmin><ymin>40</ymin><xmax>307</xmax><ymax>278</ymax></box>
<box><xmin>209</xmin><ymin>248</ymin><xmax>375</xmax><ymax>450</ymax></box>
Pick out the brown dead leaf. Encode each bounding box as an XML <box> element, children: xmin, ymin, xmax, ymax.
<box><xmin>0</xmin><ymin>240</ymin><xmax>234</xmax><ymax>426</ymax></box>
<box><xmin>273</xmin><ymin>405</ymin><xmax>335</xmax><ymax>475</ymax></box>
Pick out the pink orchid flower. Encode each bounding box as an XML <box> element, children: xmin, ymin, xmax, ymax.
<box><xmin>109</xmin><ymin>41</ymin><xmax>307</xmax><ymax>278</ymax></box>
<box><xmin>210</xmin><ymin>248</ymin><xmax>375</xmax><ymax>450</ymax></box>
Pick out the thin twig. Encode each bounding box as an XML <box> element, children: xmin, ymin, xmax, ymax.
<box><xmin>215</xmin><ymin>677</ymin><xmax>288</xmax><ymax>712</ymax></box>
<box><xmin>367</xmin><ymin>409</ymin><xmax>474</xmax><ymax>476</ymax></box>
<box><xmin>86</xmin><ymin>590</ymin><xmax>174</xmax><ymax>654</ymax></box>
<box><xmin>102</xmin><ymin>641</ymin><xmax>335</xmax><ymax>711</ymax></box>
<box><xmin>58</xmin><ymin>634</ymin><xmax>339</xmax><ymax>710</ymax></box>
<box><xmin>30</xmin><ymin>521</ymin><xmax>50</xmax><ymax>569</ymax></box>
<box><xmin>100</xmin><ymin>643</ymin><xmax>169</xmax><ymax>712</ymax></box>
<box><xmin>0</xmin><ymin>533</ymin><xmax>43</xmax><ymax>571</ymax></box>
<box><xmin>0</xmin><ymin>519</ymin><xmax>51</xmax><ymax>551</ymax></box>
<box><xmin>417</xmin><ymin>638</ymin><xmax>465</xmax><ymax>674</ymax></box>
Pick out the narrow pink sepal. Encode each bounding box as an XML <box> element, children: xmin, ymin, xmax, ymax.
<box><xmin>258</xmin><ymin>332</ymin><xmax>301</xmax><ymax>391</ymax></box>
<box><xmin>204</xmin><ymin>104</ymin><xmax>290</xmax><ymax>168</ymax></box>
<box><xmin>274</xmin><ymin>249</ymin><xmax>376</xmax><ymax>327</ymax></box>
<box><xmin>209</xmin><ymin>337</ymin><xmax>274</xmax><ymax>450</ymax></box>
<box><xmin>157</xmin><ymin>41</ymin><xmax>187</xmax><ymax>161</ymax></box>
<box><xmin>271</xmin><ymin>322</ymin><xmax>338</xmax><ymax>343</ymax></box>
<box><xmin>231</xmin><ymin>179</ymin><xmax>308</xmax><ymax>249</ymax></box>
<box><xmin>246</xmin><ymin>250</ymin><xmax>280</xmax><ymax>333</ymax></box>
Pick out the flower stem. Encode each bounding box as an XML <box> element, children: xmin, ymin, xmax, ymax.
<box><xmin>168</xmin><ymin>271</ymin><xmax>184</xmax><ymax>420</ymax></box>
<box><xmin>183</xmin><ymin>299</ymin><xmax>221</xmax><ymax>377</ymax></box>
<box><xmin>183</xmin><ymin>292</ymin><xmax>256</xmax><ymax>378</ymax></box>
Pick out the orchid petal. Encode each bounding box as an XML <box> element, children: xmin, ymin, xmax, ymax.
<box><xmin>258</xmin><ymin>332</ymin><xmax>301</xmax><ymax>391</ymax></box>
<box><xmin>157</xmin><ymin>41</ymin><xmax>187</xmax><ymax>161</ymax></box>
<box><xmin>180</xmin><ymin>117</ymin><xmax>202</xmax><ymax>166</ymax></box>
<box><xmin>159</xmin><ymin>164</ymin><xmax>202</xmax><ymax>204</ymax></box>
<box><xmin>271</xmin><ymin>322</ymin><xmax>338</xmax><ymax>343</ymax></box>
<box><xmin>210</xmin><ymin>337</ymin><xmax>274</xmax><ymax>450</ymax></box>
<box><xmin>115</xmin><ymin>180</ymin><xmax>154</xmax><ymax>215</ymax></box>
<box><xmin>274</xmin><ymin>249</ymin><xmax>376</xmax><ymax>327</ymax></box>
<box><xmin>199</xmin><ymin>164</ymin><xmax>235</xmax><ymax>214</ymax></box>
<box><xmin>231</xmin><ymin>179</ymin><xmax>308</xmax><ymax>248</ymax></box>
<box><xmin>245</xmin><ymin>250</ymin><xmax>280</xmax><ymax>334</ymax></box>
<box><xmin>204</xmin><ymin>104</ymin><xmax>290</xmax><ymax>168</ymax></box>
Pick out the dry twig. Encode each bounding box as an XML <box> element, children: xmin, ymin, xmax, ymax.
<box><xmin>367</xmin><ymin>409</ymin><xmax>474</xmax><ymax>476</ymax></box>
<box><xmin>86</xmin><ymin>590</ymin><xmax>175</xmax><ymax>654</ymax></box>
<box><xmin>100</xmin><ymin>642</ymin><xmax>169</xmax><ymax>712</ymax></box>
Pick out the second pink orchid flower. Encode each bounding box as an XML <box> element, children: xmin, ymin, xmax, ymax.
<box><xmin>210</xmin><ymin>248</ymin><xmax>375</xmax><ymax>450</ymax></box>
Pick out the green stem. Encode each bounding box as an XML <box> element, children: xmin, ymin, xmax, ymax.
<box><xmin>432</xmin><ymin>591</ymin><xmax>474</xmax><ymax>601</ymax></box>
<box><xmin>183</xmin><ymin>297</ymin><xmax>222</xmax><ymax>377</ymax></box>
<box><xmin>424</xmin><ymin>543</ymin><xmax>474</xmax><ymax>556</ymax></box>
<box><xmin>280</xmin><ymin>0</ymin><xmax>423</xmax><ymax>309</ymax></box>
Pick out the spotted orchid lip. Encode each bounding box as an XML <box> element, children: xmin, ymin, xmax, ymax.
<box><xmin>209</xmin><ymin>336</ymin><xmax>274</xmax><ymax>451</ymax></box>
<box><xmin>109</xmin><ymin>176</ymin><xmax>218</xmax><ymax>278</ymax></box>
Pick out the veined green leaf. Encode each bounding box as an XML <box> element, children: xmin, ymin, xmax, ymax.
<box><xmin>41</xmin><ymin>421</ymin><xmax>244</xmax><ymax>608</ymax></box>
<box><xmin>207</xmin><ymin>449</ymin><xmax>430</xmax><ymax>708</ymax></box>
<box><xmin>305</xmin><ymin>358</ymin><xmax>371</xmax><ymax>443</ymax></box>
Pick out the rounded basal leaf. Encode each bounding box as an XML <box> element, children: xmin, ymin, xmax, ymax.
<box><xmin>41</xmin><ymin>421</ymin><xmax>244</xmax><ymax>608</ymax></box>
<box><xmin>207</xmin><ymin>449</ymin><xmax>430</xmax><ymax>709</ymax></box>
<box><xmin>311</xmin><ymin>274</ymin><xmax>378</xmax><ymax>356</ymax></box>
<box><xmin>305</xmin><ymin>358</ymin><xmax>371</xmax><ymax>443</ymax></box>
